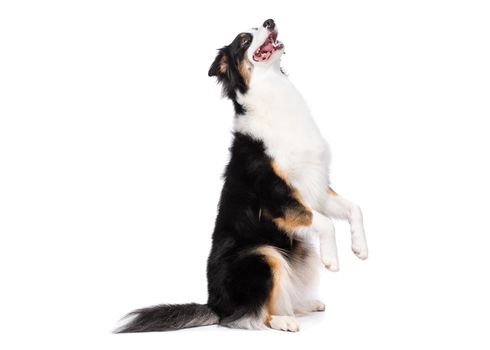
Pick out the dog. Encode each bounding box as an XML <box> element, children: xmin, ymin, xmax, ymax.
<box><xmin>115</xmin><ymin>18</ymin><xmax>368</xmax><ymax>333</ymax></box>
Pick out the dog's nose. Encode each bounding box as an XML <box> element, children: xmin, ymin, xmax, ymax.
<box><xmin>263</xmin><ymin>19</ymin><xmax>275</xmax><ymax>30</ymax></box>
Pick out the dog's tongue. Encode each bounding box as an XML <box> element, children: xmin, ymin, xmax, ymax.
<box><xmin>261</xmin><ymin>42</ymin><xmax>275</xmax><ymax>52</ymax></box>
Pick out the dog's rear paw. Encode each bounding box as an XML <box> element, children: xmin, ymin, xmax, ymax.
<box><xmin>308</xmin><ymin>300</ymin><xmax>326</xmax><ymax>312</ymax></box>
<box><xmin>269</xmin><ymin>316</ymin><xmax>300</xmax><ymax>332</ymax></box>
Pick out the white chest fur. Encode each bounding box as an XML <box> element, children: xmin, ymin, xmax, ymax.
<box><xmin>234</xmin><ymin>72</ymin><xmax>331</xmax><ymax>211</ymax></box>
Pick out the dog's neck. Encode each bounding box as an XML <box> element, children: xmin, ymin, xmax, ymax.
<box><xmin>237</xmin><ymin>66</ymin><xmax>305</xmax><ymax>121</ymax></box>
<box><xmin>234</xmin><ymin>65</ymin><xmax>325</xmax><ymax>150</ymax></box>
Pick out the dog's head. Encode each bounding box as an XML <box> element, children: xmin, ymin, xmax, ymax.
<box><xmin>208</xmin><ymin>19</ymin><xmax>285</xmax><ymax>113</ymax></box>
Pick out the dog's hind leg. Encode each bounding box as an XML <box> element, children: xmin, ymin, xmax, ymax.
<box><xmin>255</xmin><ymin>246</ymin><xmax>302</xmax><ymax>332</ymax></box>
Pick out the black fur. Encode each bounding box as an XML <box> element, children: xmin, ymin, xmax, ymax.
<box><xmin>116</xmin><ymin>28</ymin><xmax>309</xmax><ymax>333</ymax></box>
<box><xmin>207</xmin><ymin>133</ymin><xmax>305</xmax><ymax>325</ymax></box>
<box><xmin>115</xmin><ymin>303</ymin><xmax>218</xmax><ymax>333</ymax></box>
<box><xmin>208</xmin><ymin>33</ymin><xmax>253</xmax><ymax>115</ymax></box>
<box><xmin>116</xmin><ymin>133</ymin><xmax>306</xmax><ymax>332</ymax></box>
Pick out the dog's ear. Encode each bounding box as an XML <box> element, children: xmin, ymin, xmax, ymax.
<box><xmin>208</xmin><ymin>49</ymin><xmax>229</xmax><ymax>77</ymax></box>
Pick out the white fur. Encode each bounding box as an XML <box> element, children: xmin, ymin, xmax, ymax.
<box><xmin>323</xmin><ymin>193</ymin><xmax>368</xmax><ymax>259</ymax></box>
<box><xmin>304</xmin><ymin>299</ymin><xmax>326</xmax><ymax>312</ymax></box>
<box><xmin>233</xmin><ymin>22</ymin><xmax>368</xmax><ymax>331</ymax></box>
<box><xmin>236</xmin><ymin>23</ymin><xmax>368</xmax><ymax>262</ymax></box>
<box><xmin>256</xmin><ymin>245</ymin><xmax>321</xmax><ymax>318</ymax></box>
<box><xmin>306</xmin><ymin>211</ymin><xmax>340</xmax><ymax>271</ymax></box>
<box><xmin>224</xmin><ymin>309</ymin><xmax>268</xmax><ymax>330</ymax></box>
<box><xmin>269</xmin><ymin>315</ymin><xmax>300</xmax><ymax>332</ymax></box>
<box><xmin>226</xmin><ymin>244</ymin><xmax>321</xmax><ymax>331</ymax></box>
<box><xmin>238</xmin><ymin>25</ymin><xmax>331</xmax><ymax>212</ymax></box>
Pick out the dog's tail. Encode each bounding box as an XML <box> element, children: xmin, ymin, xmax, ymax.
<box><xmin>114</xmin><ymin>303</ymin><xmax>219</xmax><ymax>333</ymax></box>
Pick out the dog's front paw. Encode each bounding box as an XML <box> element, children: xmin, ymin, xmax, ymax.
<box><xmin>351</xmin><ymin>232</ymin><xmax>368</xmax><ymax>260</ymax></box>
<box><xmin>321</xmin><ymin>253</ymin><xmax>339</xmax><ymax>272</ymax></box>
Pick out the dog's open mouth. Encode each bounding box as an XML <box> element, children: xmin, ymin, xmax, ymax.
<box><xmin>253</xmin><ymin>31</ymin><xmax>284</xmax><ymax>62</ymax></box>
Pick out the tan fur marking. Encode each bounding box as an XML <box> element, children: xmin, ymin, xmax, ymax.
<box><xmin>328</xmin><ymin>187</ymin><xmax>338</xmax><ymax>196</ymax></box>
<box><xmin>272</xmin><ymin>160</ymin><xmax>309</xmax><ymax>207</ymax></box>
<box><xmin>270</xmin><ymin>160</ymin><xmax>313</xmax><ymax>232</ymax></box>
<box><xmin>271</xmin><ymin>160</ymin><xmax>289</xmax><ymax>182</ymax></box>
<box><xmin>219</xmin><ymin>55</ymin><xmax>228</xmax><ymax>74</ymax></box>
<box><xmin>256</xmin><ymin>246</ymin><xmax>282</xmax><ymax>325</ymax></box>
<box><xmin>273</xmin><ymin>208</ymin><xmax>313</xmax><ymax>231</ymax></box>
<box><xmin>238</xmin><ymin>58</ymin><xmax>252</xmax><ymax>87</ymax></box>
<box><xmin>265</xmin><ymin>314</ymin><xmax>273</xmax><ymax>327</ymax></box>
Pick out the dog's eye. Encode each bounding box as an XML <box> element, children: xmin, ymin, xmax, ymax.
<box><xmin>240</xmin><ymin>34</ymin><xmax>252</xmax><ymax>47</ymax></box>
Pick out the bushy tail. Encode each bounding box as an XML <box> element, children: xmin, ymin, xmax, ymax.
<box><xmin>114</xmin><ymin>303</ymin><xmax>219</xmax><ymax>333</ymax></box>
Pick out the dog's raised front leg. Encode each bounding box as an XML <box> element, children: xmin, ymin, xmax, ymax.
<box><xmin>294</xmin><ymin>209</ymin><xmax>339</xmax><ymax>272</ymax></box>
<box><xmin>323</xmin><ymin>188</ymin><xmax>368</xmax><ymax>260</ymax></box>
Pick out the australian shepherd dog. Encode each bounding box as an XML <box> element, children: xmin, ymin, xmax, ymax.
<box><xmin>116</xmin><ymin>19</ymin><xmax>368</xmax><ymax>333</ymax></box>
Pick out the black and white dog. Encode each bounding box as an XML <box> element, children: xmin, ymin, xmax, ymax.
<box><xmin>116</xmin><ymin>19</ymin><xmax>368</xmax><ymax>333</ymax></box>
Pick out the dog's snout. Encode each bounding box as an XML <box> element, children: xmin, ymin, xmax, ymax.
<box><xmin>263</xmin><ymin>19</ymin><xmax>275</xmax><ymax>30</ymax></box>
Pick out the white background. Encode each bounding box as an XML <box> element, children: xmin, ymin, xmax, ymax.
<box><xmin>1</xmin><ymin>1</ymin><xmax>489</xmax><ymax>349</ymax></box>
